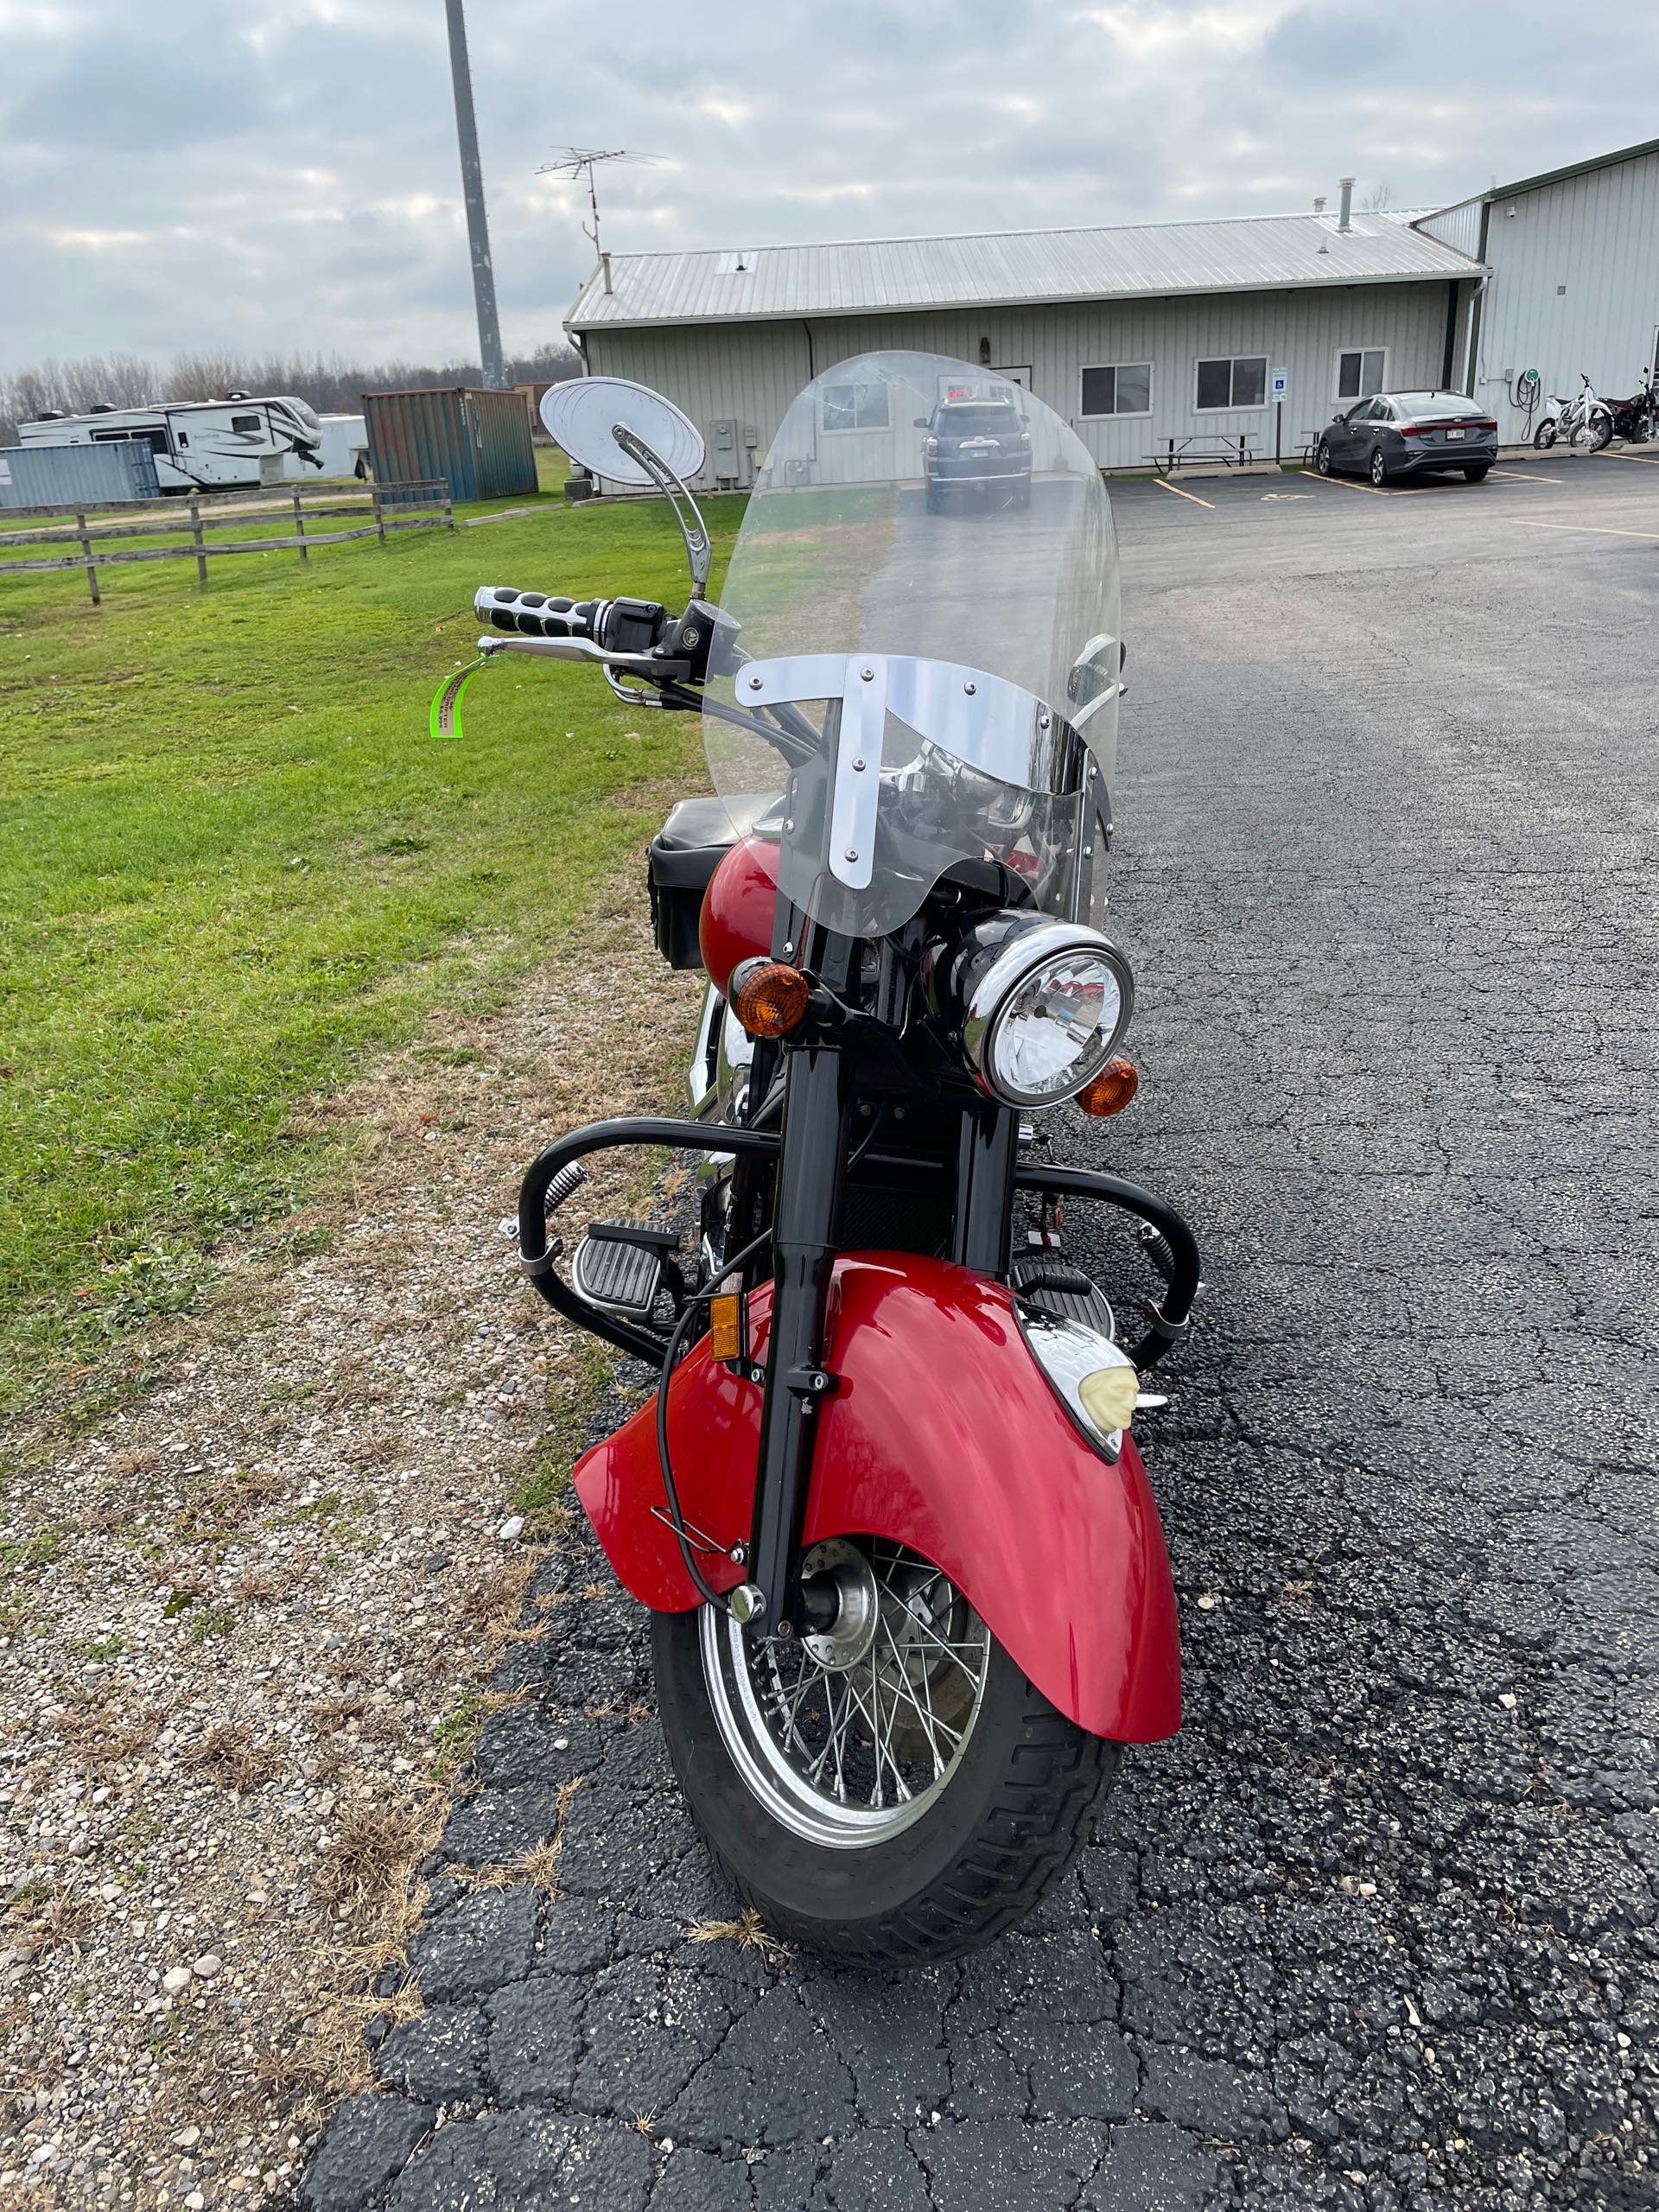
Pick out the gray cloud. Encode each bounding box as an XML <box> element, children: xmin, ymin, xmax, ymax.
<box><xmin>2</xmin><ymin>0</ymin><xmax>1652</xmax><ymax>374</ymax></box>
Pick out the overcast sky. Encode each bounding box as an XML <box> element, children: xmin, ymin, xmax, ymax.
<box><xmin>3</xmin><ymin>0</ymin><xmax>1650</xmax><ymax>375</ymax></box>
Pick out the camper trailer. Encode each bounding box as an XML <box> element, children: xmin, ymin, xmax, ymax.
<box><xmin>17</xmin><ymin>394</ymin><xmax>325</xmax><ymax>493</ymax></box>
<box><xmin>280</xmin><ymin>412</ymin><xmax>369</xmax><ymax>482</ymax></box>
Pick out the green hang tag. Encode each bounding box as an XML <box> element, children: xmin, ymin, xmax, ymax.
<box><xmin>429</xmin><ymin>656</ymin><xmax>489</xmax><ymax>741</ymax></box>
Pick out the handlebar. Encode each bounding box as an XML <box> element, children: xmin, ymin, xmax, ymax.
<box><xmin>475</xmin><ymin>586</ymin><xmax>607</xmax><ymax>642</ymax></box>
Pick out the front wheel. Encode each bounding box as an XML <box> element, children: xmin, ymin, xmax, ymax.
<box><xmin>652</xmin><ymin>1536</ymin><xmax>1119</xmax><ymax>1964</ymax></box>
<box><xmin>1316</xmin><ymin>440</ymin><xmax>1332</xmax><ymax>475</ymax></box>
<box><xmin>1584</xmin><ymin>412</ymin><xmax>1612</xmax><ymax>452</ymax></box>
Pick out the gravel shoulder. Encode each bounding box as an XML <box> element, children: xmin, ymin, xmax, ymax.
<box><xmin>0</xmin><ymin>873</ymin><xmax>700</xmax><ymax>2208</ymax></box>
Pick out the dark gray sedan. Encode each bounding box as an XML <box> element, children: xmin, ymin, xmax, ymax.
<box><xmin>1316</xmin><ymin>391</ymin><xmax>1498</xmax><ymax>486</ymax></box>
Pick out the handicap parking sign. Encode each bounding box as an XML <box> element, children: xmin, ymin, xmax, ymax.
<box><xmin>1271</xmin><ymin>367</ymin><xmax>1289</xmax><ymax>402</ymax></box>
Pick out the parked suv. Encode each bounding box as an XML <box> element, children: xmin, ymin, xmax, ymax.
<box><xmin>1317</xmin><ymin>391</ymin><xmax>1498</xmax><ymax>486</ymax></box>
<box><xmin>918</xmin><ymin>394</ymin><xmax>1033</xmax><ymax>509</ymax></box>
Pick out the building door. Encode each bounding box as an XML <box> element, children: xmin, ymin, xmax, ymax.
<box><xmin>994</xmin><ymin>365</ymin><xmax>1032</xmax><ymax>389</ymax></box>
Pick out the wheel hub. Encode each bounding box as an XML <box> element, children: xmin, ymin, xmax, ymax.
<box><xmin>798</xmin><ymin>1538</ymin><xmax>879</xmax><ymax>1671</ymax></box>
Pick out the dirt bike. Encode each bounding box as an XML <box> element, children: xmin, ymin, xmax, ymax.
<box><xmin>433</xmin><ymin>352</ymin><xmax>1200</xmax><ymax>1962</ymax></box>
<box><xmin>1602</xmin><ymin>369</ymin><xmax>1656</xmax><ymax>446</ymax></box>
<box><xmin>1534</xmin><ymin>372</ymin><xmax>1612</xmax><ymax>450</ymax></box>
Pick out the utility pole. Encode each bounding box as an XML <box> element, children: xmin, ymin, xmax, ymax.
<box><xmin>443</xmin><ymin>0</ymin><xmax>505</xmax><ymax>388</ymax></box>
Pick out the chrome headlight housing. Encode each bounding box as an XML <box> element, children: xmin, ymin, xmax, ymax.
<box><xmin>944</xmin><ymin>916</ymin><xmax>1134</xmax><ymax>1109</ymax></box>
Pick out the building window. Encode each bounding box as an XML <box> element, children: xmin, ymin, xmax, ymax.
<box><xmin>1195</xmin><ymin>356</ymin><xmax>1268</xmax><ymax>410</ymax></box>
<box><xmin>1079</xmin><ymin>363</ymin><xmax>1153</xmax><ymax>417</ymax></box>
<box><xmin>1337</xmin><ymin>348</ymin><xmax>1388</xmax><ymax>400</ymax></box>
<box><xmin>820</xmin><ymin>379</ymin><xmax>889</xmax><ymax>433</ymax></box>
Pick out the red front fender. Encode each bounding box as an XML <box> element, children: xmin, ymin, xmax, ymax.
<box><xmin>573</xmin><ymin>1252</ymin><xmax>1181</xmax><ymax>1743</ymax></box>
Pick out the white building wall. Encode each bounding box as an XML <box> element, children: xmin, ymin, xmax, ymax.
<box><xmin>1416</xmin><ymin>199</ymin><xmax>1484</xmax><ymax>258</ymax></box>
<box><xmin>584</xmin><ymin>280</ymin><xmax>1462</xmax><ymax>486</ymax></box>
<box><xmin>1471</xmin><ymin>148</ymin><xmax>1659</xmax><ymax>439</ymax></box>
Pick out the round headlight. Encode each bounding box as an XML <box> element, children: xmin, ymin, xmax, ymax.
<box><xmin>957</xmin><ymin>918</ymin><xmax>1134</xmax><ymax>1108</ymax></box>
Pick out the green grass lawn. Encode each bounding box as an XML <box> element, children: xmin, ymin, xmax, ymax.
<box><xmin>0</xmin><ymin>475</ymin><xmax>745</xmax><ymax>1413</ymax></box>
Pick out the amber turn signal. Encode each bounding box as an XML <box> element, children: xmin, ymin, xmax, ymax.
<box><xmin>708</xmin><ymin>1292</ymin><xmax>744</xmax><ymax>1363</ymax></box>
<box><xmin>1077</xmin><ymin>1058</ymin><xmax>1139</xmax><ymax>1117</ymax></box>
<box><xmin>729</xmin><ymin>958</ymin><xmax>810</xmax><ymax>1039</ymax></box>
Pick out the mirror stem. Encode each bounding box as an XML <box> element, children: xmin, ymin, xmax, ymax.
<box><xmin>613</xmin><ymin>423</ymin><xmax>713</xmax><ymax>597</ymax></box>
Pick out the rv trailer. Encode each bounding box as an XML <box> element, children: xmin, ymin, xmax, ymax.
<box><xmin>16</xmin><ymin>395</ymin><xmax>325</xmax><ymax>493</ymax></box>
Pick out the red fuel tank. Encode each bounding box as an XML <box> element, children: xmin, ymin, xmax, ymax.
<box><xmin>698</xmin><ymin>836</ymin><xmax>780</xmax><ymax>994</ymax></box>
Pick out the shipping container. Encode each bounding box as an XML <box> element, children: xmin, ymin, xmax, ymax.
<box><xmin>361</xmin><ymin>387</ymin><xmax>537</xmax><ymax>503</ymax></box>
<box><xmin>0</xmin><ymin>438</ymin><xmax>162</xmax><ymax>509</ymax></box>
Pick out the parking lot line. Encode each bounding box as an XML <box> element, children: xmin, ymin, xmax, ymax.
<box><xmin>1491</xmin><ymin>467</ymin><xmax>1563</xmax><ymax>486</ymax></box>
<box><xmin>1599</xmin><ymin>448</ymin><xmax>1659</xmax><ymax>467</ymax></box>
<box><xmin>1152</xmin><ymin>475</ymin><xmax>1216</xmax><ymax>509</ymax></box>
<box><xmin>1307</xmin><ymin>472</ymin><xmax>1389</xmax><ymax>498</ymax></box>
<box><xmin>1510</xmin><ymin>517</ymin><xmax>1659</xmax><ymax>543</ymax></box>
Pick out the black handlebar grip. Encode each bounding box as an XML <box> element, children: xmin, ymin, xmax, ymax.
<box><xmin>474</xmin><ymin>586</ymin><xmax>606</xmax><ymax>641</ymax></box>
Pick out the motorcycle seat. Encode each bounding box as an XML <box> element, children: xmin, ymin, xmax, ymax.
<box><xmin>652</xmin><ymin>793</ymin><xmax>774</xmax><ymax>863</ymax></box>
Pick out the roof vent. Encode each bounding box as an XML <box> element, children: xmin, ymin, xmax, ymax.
<box><xmin>1338</xmin><ymin>176</ymin><xmax>1355</xmax><ymax>233</ymax></box>
<box><xmin>715</xmin><ymin>250</ymin><xmax>753</xmax><ymax>275</ymax></box>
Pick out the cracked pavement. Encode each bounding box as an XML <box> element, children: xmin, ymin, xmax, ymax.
<box><xmin>302</xmin><ymin>459</ymin><xmax>1658</xmax><ymax>2211</ymax></box>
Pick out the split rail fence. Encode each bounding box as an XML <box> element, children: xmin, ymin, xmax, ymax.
<box><xmin>0</xmin><ymin>480</ymin><xmax>453</xmax><ymax>606</ymax></box>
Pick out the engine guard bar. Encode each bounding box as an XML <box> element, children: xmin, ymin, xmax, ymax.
<box><xmin>1012</xmin><ymin>1161</ymin><xmax>1202</xmax><ymax>1370</ymax></box>
<box><xmin>518</xmin><ymin>1116</ymin><xmax>1201</xmax><ymax>1371</ymax></box>
<box><xmin>518</xmin><ymin>1116</ymin><xmax>783</xmax><ymax>1365</ymax></box>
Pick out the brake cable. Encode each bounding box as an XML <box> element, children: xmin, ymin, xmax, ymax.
<box><xmin>655</xmin><ymin>1224</ymin><xmax>774</xmax><ymax>1611</ymax></box>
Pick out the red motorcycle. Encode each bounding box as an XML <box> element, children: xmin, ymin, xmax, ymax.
<box><xmin>440</xmin><ymin>352</ymin><xmax>1201</xmax><ymax>1961</ymax></box>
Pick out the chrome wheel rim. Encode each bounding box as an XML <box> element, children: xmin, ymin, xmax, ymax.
<box><xmin>700</xmin><ymin>1538</ymin><xmax>991</xmax><ymax>1849</ymax></box>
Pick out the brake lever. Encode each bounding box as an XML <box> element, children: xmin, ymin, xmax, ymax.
<box><xmin>474</xmin><ymin>634</ymin><xmax>688</xmax><ymax>676</ymax></box>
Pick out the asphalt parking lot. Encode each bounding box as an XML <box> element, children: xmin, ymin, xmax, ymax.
<box><xmin>304</xmin><ymin>450</ymin><xmax>1659</xmax><ymax>2212</ymax></box>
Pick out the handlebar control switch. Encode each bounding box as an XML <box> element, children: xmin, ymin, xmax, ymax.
<box><xmin>603</xmin><ymin>596</ymin><xmax>671</xmax><ymax>656</ymax></box>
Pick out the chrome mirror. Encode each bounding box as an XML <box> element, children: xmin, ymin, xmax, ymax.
<box><xmin>541</xmin><ymin>376</ymin><xmax>711</xmax><ymax>595</ymax></box>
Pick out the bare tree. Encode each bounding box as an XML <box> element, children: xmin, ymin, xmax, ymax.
<box><xmin>1363</xmin><ymin>180</ymin><xmax>1395</xmax><ymax>213</ymax></box>
<box><xmin>0</xmin><ymin>341</ymin><xmax>579</xmax><ymax>442</ymax></box>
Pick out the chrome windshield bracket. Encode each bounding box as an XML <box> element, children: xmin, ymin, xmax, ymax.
<box><xmin>830</xmin><ymin>656</ymin><xmax>886</xmax><ymax>891</ymax></box>
<box><xmin>736</xmin><ymin>653</ymin><xmax>1084</xmax><ymax>891</ymax></box>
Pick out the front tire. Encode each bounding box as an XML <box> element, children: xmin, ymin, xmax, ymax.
<box><xmin>1585</xmin><ymin>413</ymin><xmax>1612</xmax><ymax>453</ymax></box>
<box><xmin>652</xmin><ymin>1538</ymin><xmax>1119</xmax><ymax>1964</ymax></box>
<box><xmin>1316</xmin><ymin>440</ymin><xmax>1332</xmax><ymax>476</ymax></box>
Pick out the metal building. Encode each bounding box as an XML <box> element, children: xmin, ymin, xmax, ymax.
<box><xmin>1414</xmin><ymin>137</ymin><xmax>1659</xmax><ymax>442</ymax></box>
<box><xmin>565</xmin><ymin>196</ymin><xmax>1482</xmax><ymax>486</ymax></box>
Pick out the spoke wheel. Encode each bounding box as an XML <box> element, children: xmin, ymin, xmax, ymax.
<box><xmin>699</xmin><ymin>1538</ymin><xmax>991</xmax><ymax>1849</ymax></box>
<box><xmin>652</xmin><ymin>1532</ymin><xmax>1122</xmax><ymax>1962</ymax></box>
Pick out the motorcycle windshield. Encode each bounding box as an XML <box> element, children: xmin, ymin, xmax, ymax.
<box><xmin>703</xmin><ymin>352</ymin><xmax>1121</xmax><ymax>939</ymax></box>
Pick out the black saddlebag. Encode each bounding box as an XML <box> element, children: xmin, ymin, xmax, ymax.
<box><xmin>646</xmin><ymin>796</ymin><xmax>778</xmax><ymax>971</ymax></box>
<box><xmin>646</xmin><ymin>797</ymin><xmax>745</xmax><ymax>971</ymax></box>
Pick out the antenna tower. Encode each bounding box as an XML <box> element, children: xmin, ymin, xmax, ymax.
<box><xmin>537</xmin><ymin>147</ymin><xmax>658</xmax><ymax>264</ymax></box>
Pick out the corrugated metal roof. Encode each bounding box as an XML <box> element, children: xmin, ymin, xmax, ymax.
<box><xmin>567</xmin><ymin>211</ymin><xmax>1480</xmax><ymax>332</ymax></box>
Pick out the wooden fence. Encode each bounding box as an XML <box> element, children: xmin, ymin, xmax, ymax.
<box><xmin>0</xmin><ymin>480</ymin><xmax>454</xmax><ymax>606</ymax></box>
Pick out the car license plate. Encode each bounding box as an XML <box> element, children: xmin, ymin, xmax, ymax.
<box><xmin>1446</xmin><ymin>428</ymin><xmax>1465</xmax><ymax>440</ymax></box>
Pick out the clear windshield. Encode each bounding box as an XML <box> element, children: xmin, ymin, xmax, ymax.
<box><xmin>703</xmin><ymin>352</ymin><xmax>1120</xmax><ymax>938</ymax></box>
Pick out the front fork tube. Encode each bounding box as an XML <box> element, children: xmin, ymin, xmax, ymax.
<box><xmin>745</xmin><ymin>1039</ymin><xmax>850</xmax><ymax>1634</ymax></box>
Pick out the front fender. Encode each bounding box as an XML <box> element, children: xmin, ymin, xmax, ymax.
<box><xmin>573</xmin><ymin>1252</ymin><xmax>1180</xmax><ymax>1743</ymax></box>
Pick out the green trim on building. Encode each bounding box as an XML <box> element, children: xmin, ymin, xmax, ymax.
<box><xmin>1484</xmin><ymin>136</ymin><xmax>1659</xmax><ymax>205</ymax></box>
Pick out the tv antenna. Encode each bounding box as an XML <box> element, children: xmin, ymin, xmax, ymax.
<box><xmin>537</xmin><ymin>147</ymin><xmax>658</xmax><ymax>264</ymax></box>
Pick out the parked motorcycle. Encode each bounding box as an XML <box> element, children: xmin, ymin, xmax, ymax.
<box><xmin>1602</xmin><ymin>368</ymin><xmax>1656</xmax><ymax>446</ymax></box>
<box><xmin>1535</xmin><ymin>372</ymin><xmax>1612</xmax><ymax>450</ymax></box>
<box><xmin>435</xmin><ymin>353</ymin><xmax>1201</xmax><ymax>1963</ymax></box>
